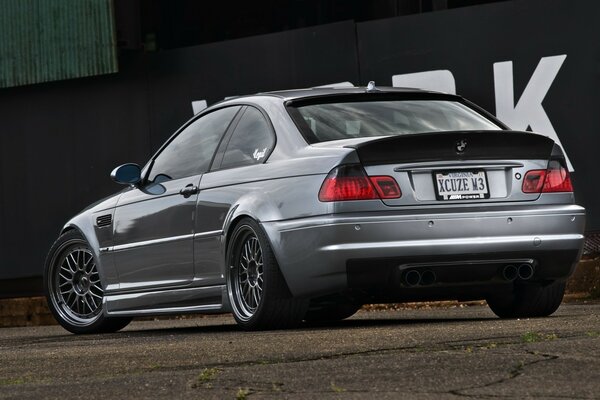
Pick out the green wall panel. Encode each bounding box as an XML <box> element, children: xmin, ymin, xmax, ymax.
<box><xmin>0</xmin><ymin>0</ymin><xmax>117</xmax><ymax>88</ymax></box>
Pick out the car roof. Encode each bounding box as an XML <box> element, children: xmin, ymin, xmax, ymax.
<box><xmin>209</xmin><ymin>86</ymin><xmax>463</xmax><ymax>110</ymax></box>
<box><xmin>254</xmin><ymin>86</ymin><xmax>456</xmax><ymax>101</ymax></box>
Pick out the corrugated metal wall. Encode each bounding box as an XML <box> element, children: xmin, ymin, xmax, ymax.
<box><xmin>0</xmin><ymin>0</ymin><xmax>117</xmax><ymax>88</ymax></box>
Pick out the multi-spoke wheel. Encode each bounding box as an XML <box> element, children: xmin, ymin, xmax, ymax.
<box><xmin>55</xmin><ymin>247</ymin><xmax>103</xmax><ymax>319</ymax></box>
<box><xmin>234</xmin><ymin>234</ymin><xmax>264</xmax><ymax>317</ymax></box>
<box><xmin>227</xmin><ymin>218</ymin><xmax>307</xmax><ymax>330</ymax></box>
<box><xmin>45</xmin><ymin>230</ymin><xmax>131</xmax><ymax>334</ymax></box>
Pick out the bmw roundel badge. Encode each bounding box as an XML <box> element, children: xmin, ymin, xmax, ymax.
<box><xmin>455</xmin><ymin>139</ymin><xmax>467</xmax><ymax>153</ymax></box>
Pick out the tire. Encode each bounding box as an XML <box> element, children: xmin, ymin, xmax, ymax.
<box><xmin>226</xmin><ymin>218</ymin><xmax>307</xmax><ymax>330</ymax></box>
<box><xmin>304</xmin><ymin>302</ymin><xmax>361</xmax><ymax>323</ymax></box>
<box><xmin>486</xmin><ymin>280</ymin><xmax>566</xmax><ymax>319</ymax></box>
<box><xmin>44</xmin><ymin>230</ymin><xmax>131</xmax><ymax>334</ymax></box>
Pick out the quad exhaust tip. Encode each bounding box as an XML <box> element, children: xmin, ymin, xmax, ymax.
<box><xmin>502</xmin><ymin>263</ymin><xmax>534</xmax><ymax>281</ymax></box>
<box><xmin>404</xmin><ymin>270</ymin><xmax>421</xmax><ymax>287</ymax></box>
<box><xmin>518</xmin><ymin>263</ymin><xmax>534</xmax><ymax>280</ymax></box>
<box><xmin>502</xmin><ymin>264</ymin><xmax>518</xmax><ymax>281</ymax></box>
<box><xmin>402</xmin><ymin>269</ymin><xmax>436</xmax><ymax>287</ymax></box>
<box><xmin>421</xmin><ymin>270</ymin><xmax>436</xmax><ymax>286</ymax></box>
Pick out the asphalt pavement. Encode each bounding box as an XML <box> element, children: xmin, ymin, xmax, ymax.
<box><xmin>1</xmin><ymin>302</ymin><xmax>599</xmax><ymax>399</ymax></box>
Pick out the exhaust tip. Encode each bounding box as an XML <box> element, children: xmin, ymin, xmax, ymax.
<box><xmin>502</xmin><ymin>264</ymin><xmax>518</xmax><ymax>281</ymax></box>
<box><xmin>404</xmin><ymin>269</ymin><xmax>421</xmax><ymax>287</ymax></box>
<box><xmin>518</xmin><ymin>263</ymin><xmax>534</xmax><ymax>280</ymax></box>
<box><xmin>421</xmin><ymin>270</ymin><xmax>436</xmax><ymax>286</ymax></box>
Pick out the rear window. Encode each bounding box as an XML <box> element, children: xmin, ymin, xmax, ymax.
<box><xmin>292</xmin><ymin>100</ymin><xmax>501</xmax><ymax>143</ymax></box>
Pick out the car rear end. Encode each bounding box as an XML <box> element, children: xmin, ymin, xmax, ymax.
<box><xmin>262</xmin><ymin>90</ymin><xmax>585</xmax><ymax>308</ymax></box>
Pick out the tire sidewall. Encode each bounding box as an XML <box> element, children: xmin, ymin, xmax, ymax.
<box><xmin>44</xmin><ymin>230</ymin><xmax>113</xmax><ymax>334</ymax></box>
<box><xmin>487</xmin><ymin>280</ymin><xmax>566</xmax><ymax>318</ymax></box>
<box><xmin>226</xmin><ymin>219</ymin><xmax>271</xmax><ymax>328</ymax></box>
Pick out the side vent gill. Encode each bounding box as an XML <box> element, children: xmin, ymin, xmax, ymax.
<box><xmin>96</xmin><ymin>214</ymin><xmax>113</xmax><ymax>228</ymax></box>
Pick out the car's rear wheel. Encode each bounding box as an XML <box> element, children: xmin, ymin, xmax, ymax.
<box><xmin>227</xmin><ymin>218</ymin><xmax>307</xmax><ymax>330</ymax></box>
<box><xmin>45</xmin><ymin>230</ymin><xmax>131</xmax><ymax>334</ymax></box>
<box><xmin>486</xmin><ymin>280</ymin><xmax>566</xmax><ymax>318</ymax></box>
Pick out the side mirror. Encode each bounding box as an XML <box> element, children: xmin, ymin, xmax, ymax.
<box><xmin>110</xmin><ymin>163</ymin><xmax>141</xmax><ymax>186</ymax></box>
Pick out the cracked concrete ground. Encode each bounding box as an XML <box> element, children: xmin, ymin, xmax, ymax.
<box><xmin>0</xmin><ymin>302</ymin><xmax>599</xmax><ymax>399</ymax></box>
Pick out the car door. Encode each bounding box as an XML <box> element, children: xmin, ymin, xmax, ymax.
<box><xmin>194</xmin><ymin>106</ymin><xmax>276</xmax><ymax>285</ymax></box>
<box><xmin>112</xmin><ymin>106</ymin><xmax>242</xmax><ymax>291</ymax></box>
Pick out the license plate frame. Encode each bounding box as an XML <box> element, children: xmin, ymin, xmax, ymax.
<box><xmin>433</xmin><ymin>170</ymin><xmax>490</xmax><ymax>201</ymax></box>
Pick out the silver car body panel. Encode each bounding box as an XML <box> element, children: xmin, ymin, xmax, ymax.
<box><xmin>262</xmin><ymin>204</ymin><xmax>584</xmax><ymax>297</ymax></box>
<box><xmin>56</xmin><ymin>88</ymin><xmax>585</xmax><ymax>317</ymax></box>
<box><xmin>103</xmin><ymin>285</ymin><xmax>226</xmax><ymax>316</ymax></box>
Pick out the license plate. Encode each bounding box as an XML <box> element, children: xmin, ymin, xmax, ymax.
<box><xmin>434</xmin><ymin>170</ymin><xmax>489</xmax><ymax>200</ymax></box>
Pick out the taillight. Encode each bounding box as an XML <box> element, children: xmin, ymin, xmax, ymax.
<box><xmin>318</xmin><ymin>165</ymin><xmax>401</xmax><ymax>202</ymax></box>
<box><xmin>543</xmin><ymin>160</ymin><xmax>573</xmax><ymax>192</ymax></box>
<box><xmin>522</xmin><ymin>170</ymin><xmax>546</xmax><ymax>193</ymax></box>
<box><xmin>369</xmin><ymin>176</ymin><xmax>402</xmax><ymax>199</ymax></box>
<box><xmin>522</xmin><ymin>160</ymin><xmax>573</xmax><ymax>194</ymax></box>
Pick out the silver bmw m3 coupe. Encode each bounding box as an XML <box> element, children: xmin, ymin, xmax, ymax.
<box><xmin>45</xmin><ymin>85</ymin><xmax>585</xmax><ymax>333</ymax></box>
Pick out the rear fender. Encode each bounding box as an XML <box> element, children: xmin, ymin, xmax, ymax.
<box><xmin>221</xmin><ymin>175</ymin><xmax>330</xmax><ymax>291</ymax></box>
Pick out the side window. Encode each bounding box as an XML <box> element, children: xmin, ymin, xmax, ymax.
<box><xmin>220</xmin><ymin>107</ymin><xmax>274</xmax><ymax>169</ymax></box>
<box><xmin>149</xmin><ymin>106</ymin><xmax>240</xmax><ymax>182</ymax></box>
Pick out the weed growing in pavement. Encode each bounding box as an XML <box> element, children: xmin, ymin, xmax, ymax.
<box><xmin>271</xmin><ymin>382</ymin><xmax>283</xmax><ymax>392</ymax></box>
<box><xmin>190</xmin><ymin>367</ymin><xmax>222</xmax><ymax>389</ymax></box>
<box><xmin>198</xmin><ymin>367</ymin><xmax>220</xmax><ymax>382</ymax></box>
<box><xmin>236</xmin><ymin>388</ymin><xmax>251</xmax><ymax>399</ymax></box>
<box><xmin>331</xmin><ymin>382</ymin><xmax>346</xmax><ymax>393</ymax></box>
<box><xmin>586</xmin><ymin>331</ymin><xmax>600</xmax><ymax>337</ymax></box>
<box><xmin>0</xmin><ymin>378</ymin><xmax>25</xmax><ymax>386</ymax></box>
<box><xmin>521</xmin><ymin>332</ymin><xmax>558</xmax><ymax>343</ymax></box>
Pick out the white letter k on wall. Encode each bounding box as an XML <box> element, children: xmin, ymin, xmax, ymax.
<box><xmin>493</xmin><ymin>55</ymin><xmax>572</xmax><ymax>170</ymax></box>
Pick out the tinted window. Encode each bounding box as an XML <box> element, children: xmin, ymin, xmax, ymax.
<box><xmin>220</xmin><ymin>107</ymin><xmax>274</xmax><ymax>169</ymax></box>
<box><xmin>294</xmin><ymin>100</ymin><xmax>501</xmax><ymax>143</ymax></box>
<box><xmin>149</xmin><ymin>106</ymin><xmax>240</xmax><ymax>181</ymax></box>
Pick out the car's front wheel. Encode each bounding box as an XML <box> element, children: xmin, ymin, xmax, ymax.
<box><xmin>227</xmin><ymin>218</ymin><xmax>307</xmax><ymax>330</ymax></box>
<box><xmin>486</xmin><ymin>280</ymin><xmax>566</xmax><ymax>318</ymax></box>
<box><xmin>45</xmin><ymin>230</ymin><xmax>131</xmax><ymax>334</ymax></box>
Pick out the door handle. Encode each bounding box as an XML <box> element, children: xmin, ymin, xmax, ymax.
<box><xmin>179</xmin><ymin>184</ymin><xmax>199</xmax><ymax>197</ymax></box>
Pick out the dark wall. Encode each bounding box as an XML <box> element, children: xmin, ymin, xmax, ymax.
<box><xmin>0</xmin><ymin>21</ymin><xmax>359</xmax><ymax>286</ymax></box>
<box><xmin>0</xmin><ymin>55</ymin><xmax>152</xmax><ymax>282</ymax></box>
<box><xmin>127</xmin><ymin>0</ymin><xmax>509</xmax><ymax>50</ymax></box>
<box><xmin>1</xmin><ymin>1</ymin><xmax>599</xmax><ymax>294</ymax></box>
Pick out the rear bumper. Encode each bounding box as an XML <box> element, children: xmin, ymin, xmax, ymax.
<box><xmin>262</xmin><ymin>204</ymin><xmax>585</xmax><ymax>298</ymax></box>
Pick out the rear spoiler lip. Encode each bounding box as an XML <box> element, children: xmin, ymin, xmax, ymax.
<box><xmin>344</xmin><ymin>130</ymin><xmax>556</xmax><ymax>166</ymax></box>
<box><xmin>344</xmin><ymin>130</ymin><xmax>552</xmax><ymax>149</ymax></box>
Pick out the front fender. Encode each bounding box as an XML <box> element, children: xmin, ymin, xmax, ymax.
<box><xmin>58</xmin><ymin>192</ymin><xmax>122</xmax><ymax>294</ymax></box>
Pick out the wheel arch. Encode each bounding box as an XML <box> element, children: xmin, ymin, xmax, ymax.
<box><xmin>59</xmin><ymin>224</ymin><xmax>78</xmax><ymax>236</ymax></box>
<box><xmin>222</xmin><ymin>211</ymin><xmax>295</xmax><ymax>296</ymax></box>
<box><xmin>55</xmin><ymin>217</ymin><xmax>109</xmax><ymax>291</ymax></box>
<box><xmin>221</xmin><ymin>191</ymin><xmax>285</xmax><ymax>249</ymax></box>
